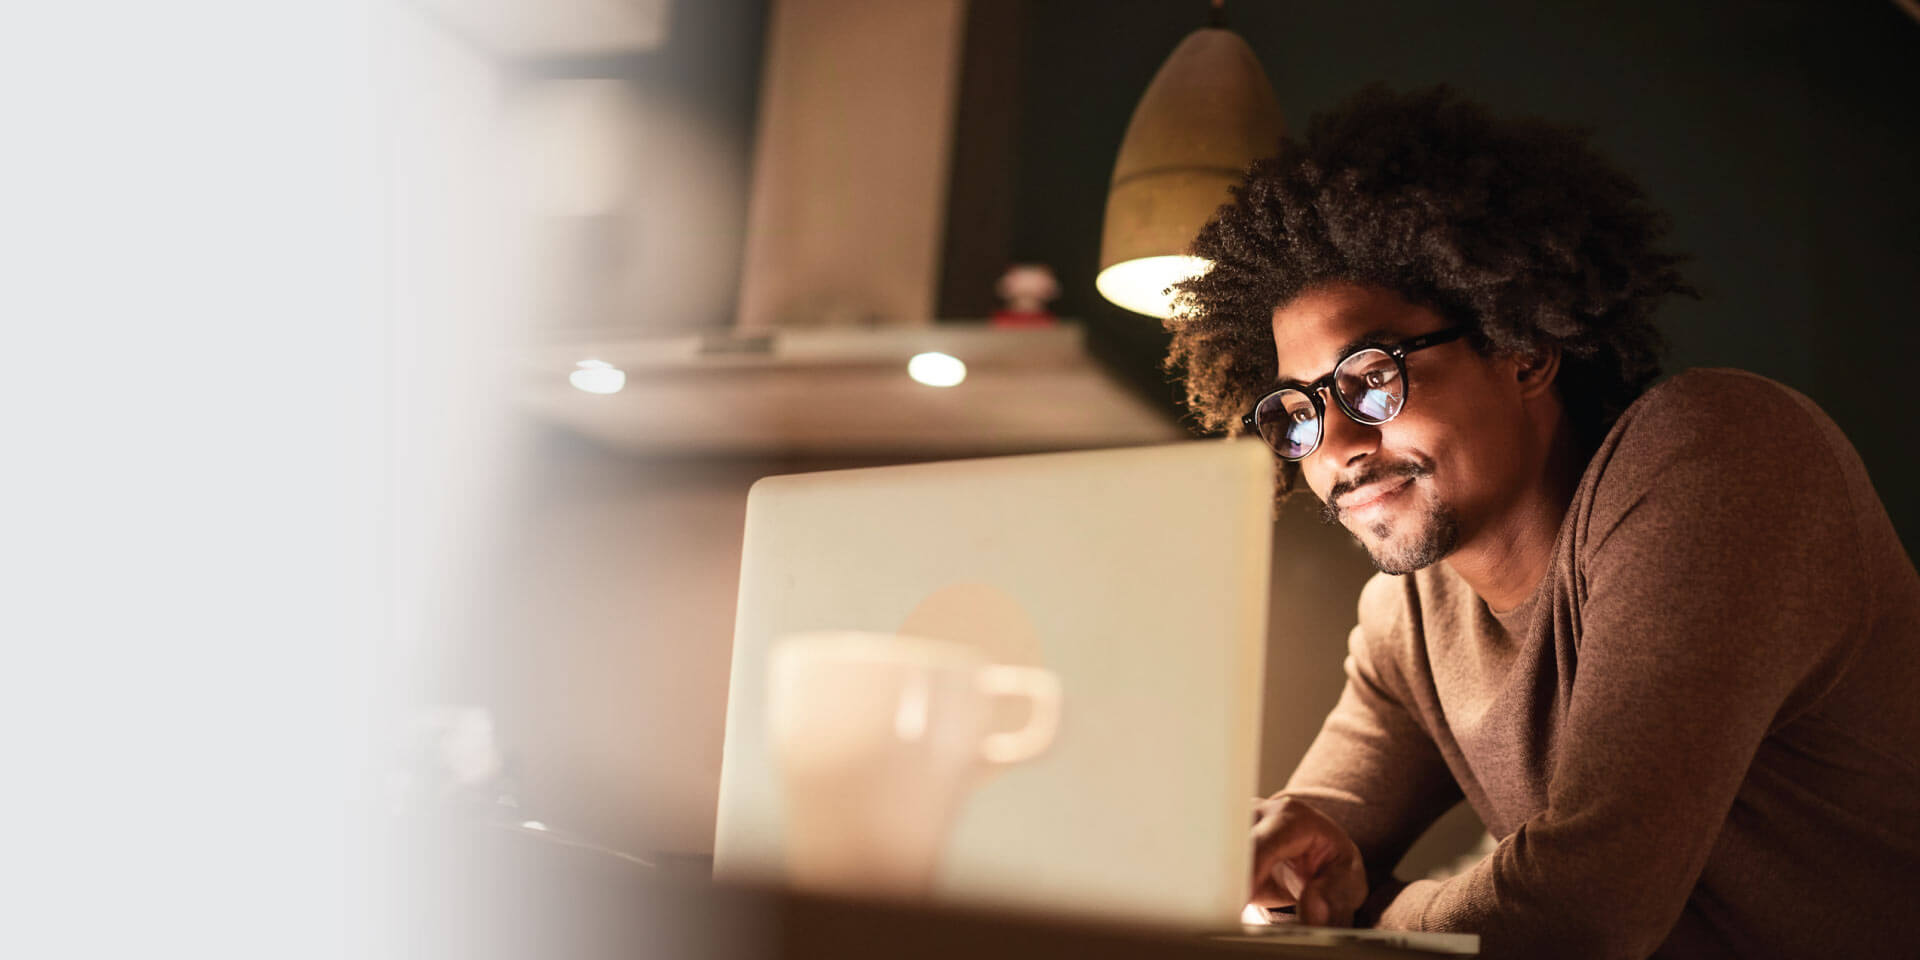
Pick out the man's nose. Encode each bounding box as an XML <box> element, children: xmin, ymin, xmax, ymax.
<box><xmin>1317</xmin><ymin>401</ymin><xmax>1381</xmax><ymax>469</ymax></box>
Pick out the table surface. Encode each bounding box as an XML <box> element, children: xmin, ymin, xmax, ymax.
<box><xmin>389</xmin><ymin>820</ymin><xmax>1476</xmax><ymax>960</ymax></box>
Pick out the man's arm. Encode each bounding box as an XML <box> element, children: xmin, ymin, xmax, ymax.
<box><xmin>1255</xmin><ymin>574</ymin><xmax>1464</xmax><ymax>915</ymax></box>
<box><xmin>1369</xmin><ymin>376</ymin><xmax>1868</xmax><ymax>957</ymax></box>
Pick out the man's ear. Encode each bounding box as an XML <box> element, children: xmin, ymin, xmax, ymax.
<box><xmin>1513</xmin><ymin>344</ymin><xmax>1561</xmax><ymax>399</ymax></box>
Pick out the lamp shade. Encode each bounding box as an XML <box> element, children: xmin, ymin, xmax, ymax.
<box><xmin>1097</xmin><ymin>28</ymin><xmax>1282</xmax><ymax>319</ymax></box>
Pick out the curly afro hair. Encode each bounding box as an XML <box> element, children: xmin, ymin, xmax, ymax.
<box><xmin>1166</xmin><ymin>84</ymin><xmax>1693</xmax><ymax>498</ymax></box>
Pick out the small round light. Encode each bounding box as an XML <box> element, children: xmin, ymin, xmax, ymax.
<box><xmin>907</xmin><ymin>352</ymin><xmax>966</xmax><ymax>388</ymax></box>
<box><xmin>520</xmin><ymin>820</ymin><xmax>549</xmax><ymax>832</ymax></box>
<box><xmin>569</xmin><ymin>359</ymin><xmax>626</xmax><ymax>395</ymax></box>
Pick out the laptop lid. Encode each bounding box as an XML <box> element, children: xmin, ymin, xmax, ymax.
<box><xmin>714</xmin><ymin>439</ymin><xmax>1275</xmax><ymax>929</ymax></box>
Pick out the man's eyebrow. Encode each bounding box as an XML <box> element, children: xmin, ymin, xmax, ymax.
<box><xmin>1276</xmin><ymin>328</ymin><xmax>1400</xmax><ymax>385</ymax></box>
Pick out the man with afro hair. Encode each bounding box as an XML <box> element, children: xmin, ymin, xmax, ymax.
<box><xmin>1177</xmin><ymin>87</ymin><xmax>1920</xmax><ymax>958</ymax></box>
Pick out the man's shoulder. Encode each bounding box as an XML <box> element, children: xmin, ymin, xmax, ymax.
<box><xmin>1606</xmin><ymin>368</ymin><xmax>1835</xmax><ymax>457</ymax></box>
<box><xmin>1573</xmin><ymin>367</ymin><xmax>1882</xmax><ymax>593</ymax></box>
<box><xmin>1586</xmin><ymin>367</ymin><xmax>1847</xmax><ymax>505</ymax></box>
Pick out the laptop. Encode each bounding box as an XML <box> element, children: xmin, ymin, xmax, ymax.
<box><xmin>712</xmin><ymin>439</ymin><xmax>1476</xmax><ymax>954</ymax></box>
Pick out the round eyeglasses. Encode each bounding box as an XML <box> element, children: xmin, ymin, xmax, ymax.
<box><xmin>1242</xmin><ymin>327</ymin><xmax>1469</xmax><ymax>461</ymax></box>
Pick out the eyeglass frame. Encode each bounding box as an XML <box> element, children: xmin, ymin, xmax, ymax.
<box><xmin>1241</xmin><ymin>326</ymin><xmax>1471</xmax><ymax>461</ymax></box>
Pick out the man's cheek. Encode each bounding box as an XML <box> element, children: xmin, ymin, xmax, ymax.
<box><xmin>1303</xmin><ymin>468</ymin><xmax>1331</xmax><ymax>504</ymax></box>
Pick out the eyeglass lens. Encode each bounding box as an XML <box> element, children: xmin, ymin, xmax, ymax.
<box><xmin>1254</xmin><ymin>389</ymin><xmax>1321</xmax><ymax>459</ymax></box>
<box><xmin>1335</xmin><ymin>349</ymin><xmax>1404</xmax><ymax>422</ymax></box>
<box><xmin>1255</xmin><ymin>348</ymin><xmax>1406</xmax><ymax>459</ymax></box>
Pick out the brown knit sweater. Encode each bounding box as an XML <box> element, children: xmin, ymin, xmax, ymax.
<box><xmin>1282</xmin><ymin>369</ymin><xmax>1920</xmax><ymax>959</ymax></box>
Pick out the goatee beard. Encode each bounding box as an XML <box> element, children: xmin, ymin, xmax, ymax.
<box><xmin>1362</xmin><ymin>503</ymin><xmax>1459</xmax><ymax>575</ymax></box>
<box><xmin>1319</xmin><ymin>458</ymin><xmax>1456</xmax><ymax>575</ymax></box>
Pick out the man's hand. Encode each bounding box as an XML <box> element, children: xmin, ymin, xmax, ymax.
<box><xmin>1249</xmin><ymin>795</ymin><xmax>1370</xmax><ymax>927</ymax></box>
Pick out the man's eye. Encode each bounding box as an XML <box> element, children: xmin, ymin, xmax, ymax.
<box><xmin>1292</xmin><ymin>410</ymin><xmax>1314</xmax><ymax>424</ymax></box>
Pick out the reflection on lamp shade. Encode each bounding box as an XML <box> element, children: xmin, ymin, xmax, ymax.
<box><xmin>1098</xmin><ymin>28</ymin><xmax>1282</xmax><ymax>320</ymax></box>
<box><xmin>1095</xmin><ymin>255</ymin><xmax>1214</xmax><ymax>321</ymax></box>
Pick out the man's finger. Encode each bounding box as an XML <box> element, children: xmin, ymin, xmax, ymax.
<box><xmin>1304</xmin><ymin>863</ymin><xmax>1365</xmax><ymax>928</ymax></box>
<box><xmin>1249</xmin><ymin>858</ymin><xmax>1302</xmax><ymax>908</ymax></box>
<box><xmin>1248</xmin><ymin>812</ymin><xmax>1327</xmax><ymax>897</ymax></box>
<box><xmin>1299</xmin><ymin>887</ymin><xmax>1328</xmax><ymax>926</ymax></box>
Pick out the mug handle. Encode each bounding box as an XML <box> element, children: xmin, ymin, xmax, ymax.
<box><xmin>976</xmin><ymin>665</ymin><xmax>1062</xmax><ymax>765</ymax></box>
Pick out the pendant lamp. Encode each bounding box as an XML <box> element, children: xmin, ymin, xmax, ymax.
<box><xmin>1096</xmin><ymin>4</ymin><xmax>1282</xmax><ymax>320</ymax></box>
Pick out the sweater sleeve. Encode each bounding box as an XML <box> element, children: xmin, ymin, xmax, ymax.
<box><xmin>1282</xmin><ymin>573</ymin><xmax>1465</xmax><ymax>888</ymax></box>
<box><xmin>1372</xmin><ymin>374</ymin><xmax>1869</xmax><ymax>958</ymax></box>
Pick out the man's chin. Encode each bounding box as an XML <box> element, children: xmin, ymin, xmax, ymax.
<box><xmin>1365</xmin><ymin>544</ymin><xmax>1438</xmax><ymax>576</ymax></box>
<box><xmin>1349</xmin><ymin>514</ymin><xmax>1458</xmax><ymax>576</ymax></box>
<box><xmin>1337</xmin><ymin>513</ymin><xmax>1400</xmax><ymax>549</ymax></box>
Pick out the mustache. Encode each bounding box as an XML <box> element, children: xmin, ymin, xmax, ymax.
<box><xmin>1320</xmin><ymin>458</ymin><xmax>1434</xmax><ymax>525</ymax></box>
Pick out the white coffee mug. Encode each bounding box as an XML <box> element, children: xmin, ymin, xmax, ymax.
<box><xmin>767</xmin><ymin>630</ymin><xmax>1062</xmax><ymax>899</ymax></box>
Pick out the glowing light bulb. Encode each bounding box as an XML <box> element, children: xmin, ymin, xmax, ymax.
<box><xmin>1095</xmin><ymin>255</ymin><xmax>1213</xmax><ymax>319</ymax></box>
<box><xmin>907</xmin><ymin>352</ymin><xmax>966</xmax><ymax>388</ymax></box>
<box><xmin>569</xmin><ymin>359</ymin><xmax>626</xmax><ymax>395</ymax></box>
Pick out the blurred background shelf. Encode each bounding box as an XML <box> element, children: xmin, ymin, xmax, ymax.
<box><xmin>517</xmin><ymin>322</ymin><xmax>1186</xmax><ymax>457</ymax></box>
